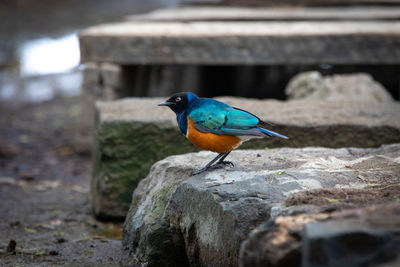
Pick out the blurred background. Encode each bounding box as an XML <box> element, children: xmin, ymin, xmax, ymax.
<box><xmin>1</xmin><ymin>0</ymin><xmax>399</xmax><ymax>265</ymax></box>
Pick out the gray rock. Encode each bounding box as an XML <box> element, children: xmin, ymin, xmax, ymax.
<box><xmin>79</xmin><ymin>21</ymin><xmax>400</xmax><ymax>64</ymax></box>
<box><xmin>285</xmin><ymin>72</ymin><xmax>394</xmax><ymax>103</ymax></box>
<box><xmin>82</xmin><ymin>63</ymin><xmax>124</xmax><ymax>100</ymax></box>
<box><xmin>217</xmin><ymin>0</ymin><xmax>400</xmax><ymax>6</ymax></box>
<box><xmin>126</xmin><ymin>6</ymin><xmax>400</xmax><ymax>22</ymax></box>
<box><xmin>302</xmin><ymin>205</ymin><xmax>400</xmax><ymax>267</ymax></box>
<box><xmin>93</xmin><ymin>97</ymin><xmax>400</xmax><ymax>219</ymax></box>
<box><xmin>239</xmin><ymin>204</ymin><xmax>400</xmax><ymax>267</ymax></box>
<box><xmin>122</xmin><ymin>144</ymin><xmax>400</xmax><ymax>266</ymax></box>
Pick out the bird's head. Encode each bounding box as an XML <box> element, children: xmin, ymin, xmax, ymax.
<box><xmin>158</xmin><ymin>92</ymin><xmax>198</xmax><ymax>113</ymax></box>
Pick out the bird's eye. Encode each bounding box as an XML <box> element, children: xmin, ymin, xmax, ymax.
<box><xmin>175</xmin><ymin>97</ymin><xmax>181</xmax><ymax>102</ymax></box>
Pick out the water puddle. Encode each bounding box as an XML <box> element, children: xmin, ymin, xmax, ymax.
<box><xmin>0</xmin><ymin>33</ymin><xmax>82</xmax><ymax>103</ymax></box>
<box><xmin>20</xmin><ymin>34</ymin><xmax>80</xmax><ymax>76</ymax></box>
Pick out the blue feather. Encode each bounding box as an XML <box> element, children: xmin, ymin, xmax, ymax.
<box><xmin>185</xmin><ymin>97</ymin><xmax>288</xmax><ymax>139</ymax></box>
<box><xmin>256</xmin><ymin>127</ymin><xmax>288</xmax><ymax>139</ymax></box>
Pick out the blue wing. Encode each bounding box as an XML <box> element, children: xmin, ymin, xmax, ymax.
<box><xmin>188</xmin><ymin>98</ymin><xmax>288</xmax><ymax>139</ymax></box>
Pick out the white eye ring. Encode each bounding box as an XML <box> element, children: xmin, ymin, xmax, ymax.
<box><xmin>175</xmin><ymin>97</ymin><xmax>182</xmax><ymax>102</ymax></box>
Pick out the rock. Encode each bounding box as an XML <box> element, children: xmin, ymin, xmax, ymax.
<box><xmin>94</xmin><ymin>97</ymin><xmax>400</xmax><ymax>219</ymax></box>
<box><xmin>122</xmin><ymin>144</ymin><xmax>400</xmax><ymax>266</ymax></box>
<box><xmin>239</xmin><ymin>213</ymin><xmax>326</xmax><ymax>267</ymax></box>
<box><xmin>127</xmin><ymin>6</ymin><xmax>400</xmax><ymax>22</ymax></box>
<box><xmin>285</xmin><ymin>72</ymin><xmax>394</xmax><ymax>103</ymax></box>
<box><xmin>82</xmin><ymin>62</ymin><xmax>125</xmax><ymax>100</ymax></box>
<box><xmin>302</xmin><ymin>205</ymin><xmax>400</xmax><ymax>267</ymax></box>
<box><xmin>79</xmin><ymin>21</ymin><xmax>400</xmax><ymax>65</ymax></box>
<box><xmin>239</xmin><ymin>204</ymin><xmax>400</xmax><ymax>267</ymax></box>
<box><xmin>217</xmin><ymin>0</ymin><xmax>400</xmax><ymax>6</ymax></box>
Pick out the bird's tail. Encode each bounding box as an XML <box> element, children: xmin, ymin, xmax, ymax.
<box><xmin>256</xmin><ymin>127</ymin><xmax>288</xmax><ymax>139</ymax></box>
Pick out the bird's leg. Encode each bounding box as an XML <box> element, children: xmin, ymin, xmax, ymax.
<box><xmin>193</xmin><ymin>151</ymin><xmax>235</xmax><ymax>175</ymax></box>
<box><xmin>193</xmin><ymin>152</ymin><xmax>228</xmax><ymax>175</ymax></box>
<box><xmin>215</xmin><ymin>151</ymin><xmax>234</xmax><ymax>167</ymax></box>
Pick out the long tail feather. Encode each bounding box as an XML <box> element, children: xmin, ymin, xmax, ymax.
<box><xmin>256</xmin><ymin>127</ymin><xmax>288</xmax><ymax>139</ymax></box>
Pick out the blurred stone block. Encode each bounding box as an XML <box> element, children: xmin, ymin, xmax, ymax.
<box><xmin>82</xmin><ymin>63</ymin><xmax>123</xmax><ymax>99</ymax></box>
<box><xmin>285</xmin><ymin>72</ymin><xmax>395</xmax><ymax>103</ymax></box>
<box><xmin>79</xmin><ymin>6</ymin><xmax>400</xmax><ymax>100</ymax></box>
<box><xmin>216</xmin><ymin>0</ymin><xmax>400</xmax><ymax>6</ymax></box>
<box><xmin>80</xmin><ymin>21</ymin><xmax>400</xmax><ymax>65</ymax></box>
<box><xmin>92</xmin><ymin>97</ymin><xmax>400</xmax><ymax>219</ymax></box>
<box><xmin>127</xmin><ymin>6</ymin><xmax>400</xmax><ymax>22</ymax></box>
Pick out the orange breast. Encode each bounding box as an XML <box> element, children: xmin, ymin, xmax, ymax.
<box><xmin>187</xmin><ymin>118</ymin><xmax>242</xmax><ymax>153</ymax></box>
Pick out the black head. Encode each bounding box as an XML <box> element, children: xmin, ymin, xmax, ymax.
<box><xmin>158</xmin><ymin>92</ymin><xmax>197</xmax><ymax>113</ymax></box>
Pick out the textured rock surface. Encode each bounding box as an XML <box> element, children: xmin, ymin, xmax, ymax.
<box><xmin>218</xmin><ymin>0</ymin><xmax>400</xmax><ymax>6</ymax></box>
<box><xmin>285</xmin><ymin>72</ymin><xmax>394</xmax><ymax>103</ymax></box>
<box><xmin>127</xmin><ymin>6</ymin><xmax>400</xmax><ymax>22</ymax></box>
<box><xmin>93</xmin><ymin>97</ymin><xmax>400</xmax><ymax>219</ymax></box>
<box><xmin>302</xmin><ymin>206</ymin><xmax>400</xmax><ymax>267</ymax></box>
<box><xmin>239</xmin><ymin>204</ymin><xmax>400</xmax><ymax>267</ymax></box>
<box><xmin>79</xmin><ymin>21</ymin><xmax>400</xmax><ymax>64</ymax></box>
<box><xmin>122</xmin><ymin>144</ymin><xmax>400</xmax><ymax>266</ymax></box>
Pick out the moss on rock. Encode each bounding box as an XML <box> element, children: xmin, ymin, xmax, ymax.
<box><xmin>92</xmin><ymin>119</ymin><xmax>197</xmax><ymax>219</ymax></box>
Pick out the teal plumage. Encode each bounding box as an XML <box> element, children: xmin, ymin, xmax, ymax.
<box><xmin>186</xmin><ymin>94</ymin><xmax>288</xmax><ymax>139</ymax></box>
<box><xmin>159</xmin><ymin>92</ymin><xmax>288</xmax><ymax>174</ymax></box>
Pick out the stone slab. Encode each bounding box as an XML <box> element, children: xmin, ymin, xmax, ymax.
<box><xmin>122</xmin><ymin>144</ymin><xmax>400</xmax><ymax>266</ymax></box>
<box><xmin>239</xmin><ymin>203</ymin><xmax>400</xmax><ymax>267</ymax></box>
<box><xmin>79</xmin><ymin>21</ymin><xmax>400</xmax><ymax>64</ymax></box>
<box><xmin>82</xmin><ymin>63</ymin><xmax>123</xmax><ymax>94</ymax></box>
<box><xmin>216</xmin><ymin>0</ymin><xmax>400</xmax><ymax>6</ymax></box>
<box><xmin>98</xmin><ymin>97</ymin><xmax>400</xmax><ymax>129</ymax></box>
<box><xmin>92</xmin><ymin>97</ymin><xmax>400</xmax><ymax>219</ymax></box>
<box><xmin>127</xmin><ymin>6</ymin><xmax>400</xmax><ymax>22</ymax></box>
<box><xmin>302</xmin><ymin>215</ymin><xmax>400</xmax><ymax>267</ymax></box>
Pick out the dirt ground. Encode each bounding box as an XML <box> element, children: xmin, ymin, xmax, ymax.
<box><xmin>0</xmin><ymin>96</ymin><xmax>132</xmax><ymax>266</ymax></box>
<box><xmin>0</xmin><ymin>1</ymin><xmax>162</xmax><ymax>265</ymax></box>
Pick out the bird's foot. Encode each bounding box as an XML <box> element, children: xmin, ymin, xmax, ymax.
<box><xmin>215</xmin><ymin>160</ymin><xmax>235</xmax><ymax>168</ymax></box>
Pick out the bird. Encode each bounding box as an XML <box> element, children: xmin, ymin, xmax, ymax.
<box><xmin>158</xmin><ymin>92</ymin><xmax>288</xmax><ymax>174</ymax></box>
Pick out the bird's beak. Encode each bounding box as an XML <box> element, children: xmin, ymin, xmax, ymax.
<box><xmin>158</xmin><ymin>101</ymin><xmax>174</xmax><ymax>106</ymax></box>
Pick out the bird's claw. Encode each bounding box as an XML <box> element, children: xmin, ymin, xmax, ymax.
<box><xmin>217</xmin><ymin>160</ymin><xmax>235</xmax><ymax>168</ymax></box>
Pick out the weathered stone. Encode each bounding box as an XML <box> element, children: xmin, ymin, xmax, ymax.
<box><xmin>127</xmin><ymin>6</ymin><xmax>400</xmax><ymax>22</ymax></box>
<box><xmin>79</xmin><ymin>21</ymin><xmax>400</xmax><ymax>65</ymax></box>
<box><xmin>82</xmin><ymin>62</ymin><xmax>124</xmax><ymax>98</ymax></box>
<box><xmin>239</xmin><ymin>213</ymin><xmax>326</xmax><ymax>267</ymax></box>
<box><xmin>99</xmin><ymin>63</ymin><xmax>123</xmax><ymax>89</ymax></box>
<box><xmin>285</xmin><ymin>72</ymin><xmax>394</xmax><ymax>103</ymax></box>
<box><xmin>217</xmin><ymin>0</ymin><xmax>400</xmax><ymax>6</ymax></box>
<box><xmin>82</xmin><ymin>63</ymin><xmax>101</xmax><ymax>91</ymax></box>
<box><xmin>122</xmin><ymin>144</ymin><xmax>400</xmax><ymax>266</ymax></box>
<box><xmin>239</xmin><ymin>204</ymin><xmax>400</xmax><ymax>267</ymax></box>
<box><xmin>78</xmin><ymin>63</ymin><xmax>126</xmax><ymax>156</ymax></box>
<box><xmin>302</xmin><ymin>206</ymin><xmax>400</xmax><ymax>267</ymax></box>
<box><xmin>93</xmin><ymin>97</ymin><xmax>400</xmax><ymax>219</ymax></box>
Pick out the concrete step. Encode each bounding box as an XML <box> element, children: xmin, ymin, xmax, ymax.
<box><xmin>127</xmin><ymin>6</ymin><xmax>400</xmax><ymax>22</ymax></box>
<box><xmin>80</xmin><ymin>21</ymin><xmax>400</xmax><ymax>65</ymax></box>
